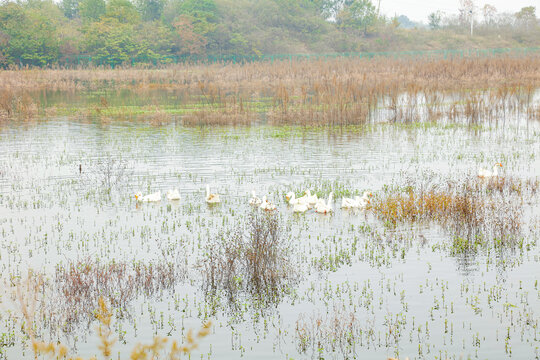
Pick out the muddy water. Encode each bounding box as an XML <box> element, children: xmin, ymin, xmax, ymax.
<box><xmin>0</xmin><ymin>119</ymin><xmax>539</xmax><ymax>359</ymax></box>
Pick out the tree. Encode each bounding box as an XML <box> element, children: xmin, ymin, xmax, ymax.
<box><xmin>515</xmin><ymin>6</ymin><xmax>536</xmax><ymax>28</ymax></box>
<box><xmin>105</xmin><ymin>0</ymin><xmax>140</xmax><ymax>24</ymax></box>
<box><xmin>84</xmin><ymin>17</ymin><xmax>136</xmax><ymax>65</ymax></box>
<box><xmin>336</xmin><ymin>0</ymin><xmax>377</xmax><ymax>34</ymax></box>
<box><xmin>0</xmin><ymin>31</ymin><xmax>9</xmax><ymax>66</ymax></box>
<box><xmin>482</xmin><ymin>4</ymin><xmax>496</xmax><ymax>25</ymax></box>
<box><xmin>173</xmin><ymin>14</ymin><xmax>208</xmax><ymax>55</ymax></box>
<box><xmin>134</xmin><ymin>21</ymin><xmax>179</xmax><ymax>58</ymax></box>
<box><xmin>0</xmin><ymin>2</ymin><xmax>60</xmax><ymax>66</ymax></box>
<box><xmin>61</xmin><ymin>0</ymin><xmax>79</xmax><ymax>19</ymax></box>
<box><xmin>79</xmin><ymin>0</ymin><xmax>105</xmax><ymax>21</ymax></box>
<box><xmin>428</xmin><ymin>11</ymin><xmax>442</xmax><ymax>29</ymax></box>
<box><xmin>134</xmin><ymin>0</ymin><xmax>165</xmax><ymax>21</ymax></box>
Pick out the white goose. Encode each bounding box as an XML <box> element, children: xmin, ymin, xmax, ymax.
<box><xmin>285</xmin><ymin>192</ymin><xmax>309</xmax><ymax>206</ymax></box>
<box><xmin>249</xmin><ymin>190</ymin><xmax>262</xmax><ymax>206</ymax></box>
<box><xmin>293</xmin><ymin>202</ymin><xmax>309</xmax><ymax>213</ymax></box>
<box><xmin>315</xmin><ymin>192</ymin><xmax>333</xmax><ymax>214</ymax></box>
<box><xmin>304</xmin><ymin>189</ymin><xmax>319</xmax><ymax>206</ymax></box>
<box><xmin>135</xmin><ymin>191</ymin><xmax>161</xmax><ymax>202</ymax></box>
<box><xmin>478</xmin><ymin>163</ymin><xmax>502</xmax><ymax>178</ymax></box>
<box><xmin>259</xmin><ymin>196</ymin><xmax>277</xmax><ymax>211</ymax></box>
<box><xmin>166</xmin><ymin>188</ymin><xmax>181</xmax><ymax>201</ymax></box>
<box><xmin>342</xmin><ymin>191</ymin><xmax>372</xmax><ymax>209</ymax></box>
<box><xmin>205</xmin><ymin>185</ymin><xmax>220</xmax><ymax>204</ymax></box>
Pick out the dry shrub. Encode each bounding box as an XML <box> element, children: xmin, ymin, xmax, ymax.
<box><xmin>0</xmin><ymin>89</ymin><xmax>15</xmax><ymax>119</ymax></box>
<box><xmin>182</xmin><ymin>103</ymin><xmax>253</xmax><ymax>126</ymax></box>
<box><xmin>0</xmin><ymin>89</ymin><xmax>39</xmax><ymax>120</ymax></box>
<box><xmin>372</xmin><ymin>175</ymin><xmax>537</xmax><ymax>241</ymax></box>
<box><xmin>201</xmin><ymin>211</ymin><xmax>296</xmax><ymax>307</ymax></box>
<box><xmin>295</xmin><ymin>306</ymin><xmax>378</xmax><ymax>358</ymax></box>
<box><xmin>15</xmin><ymin>272</ymin><xmax>211</xmax><ymax>360</ymax></box>
<box><xmin>50</xmin><ymin>259</ymin><xmax>183</xmax><ymax>332</ymax></box>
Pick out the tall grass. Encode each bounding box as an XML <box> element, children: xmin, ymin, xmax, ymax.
<box><xmin>371</xmin><ymin>175</ymin><xmax>538</xmax><ymax>241</ymax></box>
<box><xmin>201</xmin><ymin>211</ymin><xmax>296</xmax><ymax>308</ymax></box>
<box><xmin>15</xmin><ymin>272</ymin><xmax>210</xmax><ymax>360</ymax></box>
<box><xmin>1</xmin><ymin>56</ymin><xmax>539</xmax><ymax>125</ymax></box>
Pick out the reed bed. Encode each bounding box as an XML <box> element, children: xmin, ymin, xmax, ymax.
<box><xmin>1</xmin><ymin>56</ymin><xmax>539</xmax><ymax>125</ymax></box>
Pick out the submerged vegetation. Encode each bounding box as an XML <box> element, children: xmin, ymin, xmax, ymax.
<box><xmin>201</xmin><ymin>211</ymin><xmax>297</xmax><ymax>309</ymax></box>
<box><xmin>15</xmin><ymin>273</ymin><xmax>211</xmax><ymax>360</ymax></box>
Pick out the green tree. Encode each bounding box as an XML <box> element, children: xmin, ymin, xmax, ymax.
<box><xmin>134</xmin><ymin>21</ymin><xmax>179</xmax><ymax>59</ymax></box>
<box><xmin>0</xmin><ymin>2</ymin><xmax>60</xmax><ymax>66</ymax></box>
<box><xmin>428</xmin><ymin>11</ymin><xmax>442</xmax><ymax>29</ymax></box>
<box><xmin>61</xmin><ymin>0</ymin><xmax>79</xmax><ymax>19</ymax></box>
<box><xmin>134</xmin><ymin>0</ymin><xmax>165</xmax><ymax>21</ymax></box>
<box><xmin>105</xmin><ymin>0</ymin><xmax>140</xmax><ymax>23</ymax></box>
<box><xmin>336</xmin><ymin>0</ymin><xmax>377</xmax><ymax>34</ymax></box>
<box><xmin>79</xmin><ymin>0</ymin><xmax>105</xmax><ymax>21</ymax></box>
<box><xmin>84</xmin><ymin>17</ymin><xmax>136</xmax><ymax>65</ymax></box>
<box><xmin>515</xmin><ymin>6</ymin><xmax>536</xmax><ymax>28</ymax></box>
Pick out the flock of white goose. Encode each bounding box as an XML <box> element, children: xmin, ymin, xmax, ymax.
<box><xmin>134</xmin><ymin>185</ymin><xmax>372</xmax><ymax>215</ymax></box>
<box><xmin>134</xmin><ymin>163</ymin><xmax>503</xmax><ymax>213</ymax></box>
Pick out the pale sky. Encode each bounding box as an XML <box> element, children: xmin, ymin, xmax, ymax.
<box><xmin>378</xmin><ymin>0</ymin><xmax>537</xmax><ymax>22</ymax></box>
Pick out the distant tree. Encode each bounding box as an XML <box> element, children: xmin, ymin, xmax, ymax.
<box><xmin>0</xmin><ymin>2</ymin><xmax>60</xmax><ymax>66</ymax></box>
<box><xmin>84</xmin><ymin>17</ymin><xmax>136</xmax><ymax>65</ymax></box>
<box><xmin>482</xmin><ymin>4</ymin><xmax>496</xmax><ymax>25</ymax></box>
<box><xmin>396</xmin><ymin>15</ymin><xmax>415</xmax><ymax>28</ymax></box>
<box><xmin>105</xmin><ymin>0</ymin><xmax>140</xmax><ymax>24</ymax></box>
<box><xmin>428</xmin><ymin>11</ymin><xmax>442</xmax><ymax>29</ymax></box>
<box><xmin>515</xmin><ymin>6</ymin><xmax>536</xmax><ymax>28</ymax></box>
<box><xmin>61</xmin><ymin>0</ymin><xmax>79</xmax><ymax>19</ymax></box>
<box><xmin>458</xmin><ymin>0</ymin><xmax>475</xmax><ymax>26</ymax></box>
<box><xmin>173</xmin><ymin>14</ymin><xmax>208</xmax><ymax>55</ymax></box>
<box><xmin>0</xmin><ymin>31</ymin><xmax>9</xmax><ymax>66</ymax></box>
<box><xmin>336</xmin><ymin>0</ymin><xmax>377</xmax><ymax>34</ymax></box>
<box><xmin>79</xmin><ymin>0</ymin><xmax>105</xmax><ymax>21</ymax></box>
<box><xmin>134</xmin><ymin>0</ymin><xmax>165</xmax><ymax>21</ymax></box>
<box><xmin>315</xmin><ymin>0</ymin><xmax>341</xmax><ymax>20</ymax></box>
<box><xmin>134</xmin><ymin>21</ymin><xmax>179</xmax><ymax>59</ymax></box>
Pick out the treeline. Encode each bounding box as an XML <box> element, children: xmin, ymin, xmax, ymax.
<box><xmin>0</xmin><ymin>0</ymin><xmax>538</xmax><ymax>67</ymax></box>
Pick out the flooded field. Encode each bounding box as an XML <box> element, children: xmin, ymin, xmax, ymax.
<box><xmin>0</xmin><ymin>58</ymin><xmax>539</xmax><ymax>359</ymax></box>
<box><xmin>1</xmin><ymin>114</ymin><xmax>539</xmax><ymax>359</ymax></box>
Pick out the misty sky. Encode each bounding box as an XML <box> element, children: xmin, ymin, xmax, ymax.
<box><xmin>378</xmin><ymin>0</ymin><xmax>536</xmax><ymax>22</ymax></box>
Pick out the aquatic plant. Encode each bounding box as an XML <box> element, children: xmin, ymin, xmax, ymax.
<box><xmin>372</xmin><ymin>174</ymin><xmax>538</xmax><ymax>241</ymax></box>
<box><xmin>201</xmin><ymin>211</ymin><xmax>297</xmax><ymax>309</ymax></box>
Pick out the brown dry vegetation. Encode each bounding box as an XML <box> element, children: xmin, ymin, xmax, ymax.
<box><xmin>201</xmin><ymin>211</ymin><xmax>297</xmax><ymax>308</ymax></box>
<box><xmin>16</xmin><ymin>272</ymin><xmax>211</xmax><ymax>360</ymax></box>
<box><xmin>46</xmin><ymin>259</ymin><xmax>184</xmax><ymax>333</ymax></box>
<box><xmin>1</xmin><ymin>56</ymin><xmax>539</xmax><ymax>125</ymax></box>
<box><xmin>371</xmin><ymin>175</ymin><xmax>538</xmax><ymax>240</ymax></box>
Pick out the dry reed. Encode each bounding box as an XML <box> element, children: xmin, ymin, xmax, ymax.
<box><xmin>1</xmin><ymin>56</ymin><xmax>539</xmax><ymax>125</ymax></box>
<box><xmin>371</xmin><ymin>175</ymin><xmax>538</xmax><ymax>241</ymax></box>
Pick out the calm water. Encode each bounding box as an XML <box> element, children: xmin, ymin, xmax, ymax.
<box><xmin>0</xmin><ymin>118</ymin><xmax>539</xmax><ymax>359</ymax></box>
